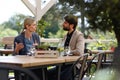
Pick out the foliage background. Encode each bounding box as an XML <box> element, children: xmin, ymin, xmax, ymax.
<box><xmin>0</xmin><ymin>0</ymin><xmax>117</xmax><ymax>49</ymax></box>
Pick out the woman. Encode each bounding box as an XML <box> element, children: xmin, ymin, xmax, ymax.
<box><xmin>14</xmin><ymin>17</ymin><xmax>40</xmax><ymax>55</ymax></box>
<box><xmin>13</xmin><ymin>18</ymin><xmax>42</xmax><ymax>80</ymax></box>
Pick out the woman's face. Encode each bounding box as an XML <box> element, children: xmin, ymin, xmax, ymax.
<box><xmin>27</xmin><ymin>21</ymin><xmax>36</xmax><ymax>32</ymax></box>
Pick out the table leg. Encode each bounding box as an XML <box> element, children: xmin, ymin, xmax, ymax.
<box><xmin>57</xmin><ymin>64</ymin><xmax>62</xmax><ymax>80</ymax></box>
<box><xmin>103</xmin><ymin>54</ymin><xmax>106</xmax><ymax>62</ymax></box>
<box><xmin>42</xmin><ymin>68</ymin><xmax>46</xmax><ymax>80</ymax></box>
<box><xmin>0</xmin><ymin>69</ymin><xmax>9</xmax><ymax>80</ymax></box>
<box><xmin>0</xmin><ymin>52</ymin><xmax>3</xmax><ymax>56</ymax></box>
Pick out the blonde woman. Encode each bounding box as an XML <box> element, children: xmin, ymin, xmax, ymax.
<box><xmin>14</xmin><ymin>17</ymin><xmax>40</xmax><ymax>55</ymax></box>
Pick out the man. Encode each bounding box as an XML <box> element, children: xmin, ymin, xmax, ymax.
<box><xmin>59</xmin><ymin>14</ymin><xmax>85</xmax><ymax>80</ymax></box>
<box><xmin>62</xmin><ymin>14</ymin><xmax>85</xmax><ymax>56</ymax></box>
<box><xmin>47</xmin><ymin>14</ymin><xmax>85</xmax><ymax>80</ymax></box>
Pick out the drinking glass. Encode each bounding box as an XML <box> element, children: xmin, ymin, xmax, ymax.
<box><xmin>57</xmin><ymin>39</ymin><xmax>65</xmax><ymax>57</ymax></box>
<box><xmin>27</xmin><ymin>46</ymin><xmax>36</xmax><ymax>56</ymax></box>
<box><xmin>64</xmin><ymin>46</ymin><xmax>71</xmax><ymax>56</ymax></box>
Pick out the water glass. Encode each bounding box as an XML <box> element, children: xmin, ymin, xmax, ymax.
<box><xmin>27</xmin><ymin>46</ymin><xmax>36</xmax><ymax>56</ymax></box>
<box><xmin>64</xmin><ymin>46</ymin><xmax>71</xmax><ymax>56</ymax></box>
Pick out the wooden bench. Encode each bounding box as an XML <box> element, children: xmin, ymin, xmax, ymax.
<box><xmin>0</xmin><ymin>37</ymin><xmax>14</xmax><ymax>56</ymax></box>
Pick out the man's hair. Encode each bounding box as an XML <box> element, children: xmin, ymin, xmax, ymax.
<box><xmin>64</xmin><ymin>14</ymin><xmax>78</xmax><ymax>29</ymax></box>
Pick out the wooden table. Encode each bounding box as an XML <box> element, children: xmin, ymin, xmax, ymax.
<box><xmin>91</xmin><ymin>50</ymin><xmax>114</xmax><ymax>54</ymax></box>
<box><xmin>91</xmin><ymin>50</ymin><xmax>114</xmax><ymax>62</ymax></box>
<box><xmin>0</xmin><ymin>56</ymin><xmax>65</xmax><ymax>80</ymax></box>
<box><xmin>0</xmin><ymin>55</ymin><xmax>93</xmax><ymax>80</ymax></box>
<box><xmin>62</xmin><ymin>56</ymin><xmax>92</xmax><ymax>62</ymax></box>
<box><xmin>0</xmin><ymin>49</ymin><xmax>13</xmax><ymax>56</ymax></box>
<box><xmin>0</xmin><ymin>56</ymin><xmax>92</xmax><ymax>67</ymax></box>
<box><xmin>0</xmin><ymin>56</ymin><xmax>65</xmax><ymax>67</ymax></box>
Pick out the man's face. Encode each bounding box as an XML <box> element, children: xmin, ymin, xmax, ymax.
<box><xmin>62</xmin><ymin>21</ymin><xmax>70</xmax><ymax>31</ymax></box>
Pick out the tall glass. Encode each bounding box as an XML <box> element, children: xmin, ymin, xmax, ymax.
<box><xmin>57</xmin><ymin>39</ymin><xmax>65</xmax><ymax>57</ymax></box>
<box><xmin>64</xmin><ymin>46</ymin><xmax>71</xmax><ymax>56</ymax></box>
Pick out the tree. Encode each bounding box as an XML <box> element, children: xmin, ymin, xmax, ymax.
<box><xmin>0</xmin><ymin>25</ymin><xmax>18</xmax><ymax>38</ymax></box>
<box><xmin>59</xmin><ymin>0</ymin><xmax>120</xmax><ymax>46</ymax></box>
<box><xmin>59</xmin><ymin>0</ymin><xmax>86</xmax><ymax>32</ymax></box>
<box><xmin>37</xmin><ymin>19</ymin><xmax>49</xmax><ymax>37</ymax></box>
<box><xmin>39</xmin><ymin>1</ymin><xmax>82</xmax><ymax>38</ymax></box>
<box><xmin>84</xmin><ymin>0</ymin><xmax>120</xmax><ymax>45</ymax></box>
<box><xmin>2</xmin><ymin>14</ymin><xmax>30</xmax><ymax>34</ymax></box>
<box><xmin>39</xmin><ymin>4</ymin><xmax>68</xmax><ymax>38</ymax></box>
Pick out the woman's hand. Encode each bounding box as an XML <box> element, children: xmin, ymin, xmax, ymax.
<box><xmin>15</xmin><ymin>42</ymin><xmax>24</xmax><ymax>54</ymax></box>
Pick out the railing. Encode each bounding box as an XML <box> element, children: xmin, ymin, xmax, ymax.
<box><xmin>85</xmin><ymin>39</ymin><xmax>116</xmax><ymax>43</ymax></box>
<box><xmin>0</xmin><ymin>37</ymin><xmax>116</xmax><ymax>44</ymax></box>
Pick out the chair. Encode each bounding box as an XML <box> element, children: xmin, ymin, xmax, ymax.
<box><xmin>101</xmin><ymin>54</ymin><xmax>113</xmax><ymax>68</ymax></box>
<box><xmin>0</xmin><ymin>37</ymin><xmax>14</xmax><ymax>56</ymax></box>
<box><xmin>84</xmin><ymin>52</ymin><xmax>105</xmax><ymax>79</ymax></box>
<box><xmin>96</xmin><ymin>52</ymin><xmax>105</xmax><ymax>70</ymax></box>
<box><xmin>1</xmin><ymin>36</ymin><xmax>14</xmax><ymax>49</ymax></box>
<box><xmin>75</xmin><ymin>53</ymin><xmax>89</xmax><ymax>80</ymax></box>
<box><xmin>61</xmin><ymin>53</ymin><xmax>89</xmax><ymax>80</ymax></box>
<box><xmin>0</xmin><ymin>64</ymin><xmax>39</xmax><ymax>80</ymax></box>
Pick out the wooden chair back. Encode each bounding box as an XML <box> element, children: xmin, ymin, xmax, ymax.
<box><xmin>96</xmin><ymin>52</ymin><xmax>105</xmax><ymax>70</ymax></box>
<box><xmin>83</xmin><ymin>52</ymin><xmax>105</xmax><ymax>80</ymax></box>
<box><xmin>78</xmin><ymin>54</ymin><xmax>89</xmax><ymax>80</ymax></box>
<box><xmin>1</xmin><ymin>37</ymin><xmax>14</xmax><ymax>49</ymax></box>
<box><xmin>72</xmin><ymin>53</ymin><xmax>89</xmax><ymax>80</ymax></box>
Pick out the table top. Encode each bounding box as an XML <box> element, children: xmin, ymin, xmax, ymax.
<box><xmin>0</xmin><ymin>56</ymin><xmax>65</xmax><ymax>67</ymax></box>
<box><xmin>91</xmin><ymin>50</ymin><xmax>114</xmax><ymax>54</ymax></box>
<box><xmin>0</xmin><ymin>55</ymin><xmax>92</xmax><ymax>68</ymax></box>
<box><xmin>62</xmin><ymin>56</ymin><xmax>92</xmax><ymax>62</ymax></box>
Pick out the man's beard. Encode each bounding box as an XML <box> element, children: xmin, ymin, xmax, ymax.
<box><xmin>63</xmin><ymin>27</ymin><xmax>70</xmax><ymax>31</ymax></box>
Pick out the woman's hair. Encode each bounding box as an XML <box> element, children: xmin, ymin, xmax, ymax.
<box><xmin>24</xmin><ymin>18</ymin><xmax>35</xmax><ymax>29</ymax></box>
<box><xmin>21</xmin><ymin>17</ymin><xmax>35</xmax><ymax>33</ymax></box>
